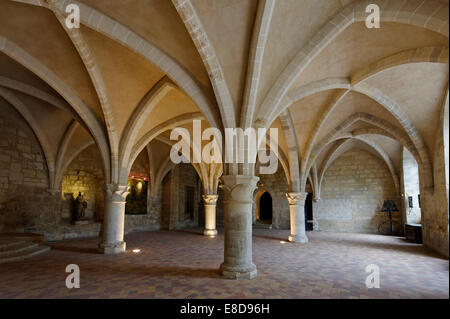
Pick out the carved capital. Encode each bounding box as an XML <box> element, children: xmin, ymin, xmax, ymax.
<box><xmin>103</xmin><ymin>184</ymin><xmax>129</xmax><ymax>202</ymax></box>
<box><xmin>202</xmin><ymin>194</ymin><xmax>218</xmax><ymax>205</ymax></box>
<box><xmin>221</xmin><ymin>175</ymin><xmax>259</xmax><ymax>203</ymax></box>
<box><xmin>286</xmin><ymin>192</ymin><xmax>308</xmax><ymax>206</ymax></box>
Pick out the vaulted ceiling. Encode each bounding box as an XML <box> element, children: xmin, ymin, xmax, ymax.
<box><xmin>0</xmin><ymin>0</ymin><xmax>448</xmax><ymax>194</ymax></box>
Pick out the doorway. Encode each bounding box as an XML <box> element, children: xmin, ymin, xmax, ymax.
<box><xmin>305</xmin><ymin>192</ymin><xmax>313</xmax><ymax>231</ymax></box>
<box><xmin>258</xmin><ymin>191</ymin><xmax>273</xmax><ymax>224</ymax></box>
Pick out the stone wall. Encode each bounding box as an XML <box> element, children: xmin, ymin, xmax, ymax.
<box><xmin>61</xmin><ymin>145</ymin><xmax>104</xmax><ymax>221</ymax></box>
<box><xmin>124</xmin><ymin>149</ymin><xmax>162</xmax><ymax>234</ymax></box>
<box><xmin>0</xmin><ymin>109</ymin><xmax>165</xmax><ymax>240</ymax></box>
<box><xmin>253</xmin><ymin>164</ymin><xmax>290</xmax><ymax>229</ymax></box>
<box><xmin>315</xmin><ymin>149</ymin><xmax>401</xmax><ymax>234</ymax></box>
<box><xmin>423</xmin><ymin>100</ymin><xmax>449</xmax><ymax>258</ymax></box>
<box><xmin>161</xmin><ymin>163</ymin><xmax>201</xmax><ymax>230</ymax></box>
<box><xmin>0</xmin><ymin>109</ymin><xmax>61</xmax><ymax>237</ymax></box>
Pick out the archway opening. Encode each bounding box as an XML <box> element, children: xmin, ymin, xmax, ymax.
<box><xmin>258</xmin><ymin>191</ymin><xmax>273</xmax><ymax>224</ymax></box>
<box><xmin>305</xmin><ymin>193</ymin><xmax>313</xmax><ymax>231</ymax></box>
<box><xmin>401</xmin><ymin>148</ymin><xmax>422</xmax><ymax>226</ymax></box>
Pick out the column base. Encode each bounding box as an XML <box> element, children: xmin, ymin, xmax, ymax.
<box><xmin>98</xmin><ymin>241</ymin><xmax>126</xmax><ymax>254</ymax></box>
<box><xmin>288</xmin><ymin>234</ymin><xmax>308</xmax><ymax>243</ymax></box>
<box><xmin>203</xmin><ymin>229</ymin><xmax>218</xmax><ymax>236</ymax></box>
<box><xmin>220</xmin><ymin>263</ymin><xmax>257</xmax><ymax>280</ymax></box>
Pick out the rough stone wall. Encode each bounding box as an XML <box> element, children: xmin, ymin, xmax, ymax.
<box><xmin>124</xmin><ymin>149</ymin><xmax>162</xmax><ymax>234</ymax></box>
<box><xmin>315</xmin><ymin>149</ymin><xmax>401</xmax><ymax>234</ymax></box>
<box><xmin>125</xmin><ymin>186</ymin><xmax>162</xmax><ymax>234</ymax></box>
<box><xmin>423</xmin><ymin>101</ymin><xmax>449</xmax><ymax>258</ymax></box>
<box><xmin>128</xmin><ymin>150</ymin><xmax>149</xmax><ymax>179</ymax></box>
<box><xmin>174</xmin><ymin>163</ymin><xmax>201</xmax><ymax>229</ymax></box>
<box><xmin>61</xmin><ymin>145</ymin><xmax>104</xmax><ymax>221</ymax></box>
<box><xmin>161</xmin><ymin>163</ymin><xmax>201</xmax><ymax>230</ymax></box>
<box><xmin>253</xmin><ymin>164</ymin><xmax>290</xmax><ymax>229</ymax></box>
<box><xmin>0</xmin><ymin>110</ymin><xmax>61</xmax><ymax>237</ymax></box>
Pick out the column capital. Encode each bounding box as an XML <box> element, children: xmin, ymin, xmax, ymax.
<box><xmin>286</xmin><ymin>192</ymin><xmax>308</xmax><ymax>205</ymax></box>
<box><xmin>221</xmin><ymin>175</ymin><xmax>259</xmax><ymax>203</ymax></box>
<box><xmin>103</xmin><ymin>183</ymin><xmax>129</xmax><ymax>202</ymax></box>
<box><xmin>202</xmin><ymin>194</ymin><xmax>219</xmax><ymax>205</ymax></box>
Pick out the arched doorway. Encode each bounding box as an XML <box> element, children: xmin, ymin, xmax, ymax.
<box><xmin>305</xmin><ymin>193</ymin><xmax>313</xmax><ymax>231</ymax></box>
<box><xmin>258</xmin><ymin>191</ymin><xmax>273</xmax><ymax>224</ymax></box>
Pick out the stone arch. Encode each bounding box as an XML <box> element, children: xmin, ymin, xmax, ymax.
<box><xmin>267</xmin><ymin>70</ymin><xmax>438</xmax><ymax>190</ymax></box>
<box><xmin>443</xmin><ymin>90</ymin><xmax>449</xmax><ymax>196</ymax></box>
<box><xmin>256</xmin><ymin>137</ymin><xmax>291</xmax><ymax>189</ymax></box>
<box><xmin>54</xmin><ymin>140</ymin><xmax>95</xmax><ymax>189</ymax></box>
<box><xmin>255</xmin><ymin>189</ymin><xmax>273</xmax><ymax>222</ymax></box>
<box><xmin>50</xmin><ymin>6</ymin><xmax>119</xmax><ymax>177</ymax></box>
<box><xmin>0</xmin><ymin>87</ymin><xmax>54</xmax><ymax>189</ymax></box>
<box><xmin>257</xmin><ymin>0</ymin><xmax>449</xmax><ymax>126</ymax></box>
<box><xmin>286</xmin><ymin>79</ymin><xmax>434</xmax><ymax>189</ymax></box>
<box><xmin>119</xmin><ymin>77</ymin><xmax>174</xmax><ymax>183</ymax></box>
<box><xmin>353</xmin><ymin>82</ymin><xmax>431</xmax><ymax>178</ymax></box>
<box><xmin>241</xmin><ymin>0</ymin><xmax>275</xmax><ymax>128</ymax></box>
<box><xmin>351</xmin><ymin>46</ymin><xmax>449</xmax><ymax>85</ymax></box>
<box><xmin>309</xmin><ymin>113</ymin><xmax>416</xmax><ymax>166</ymax></box>
<box><xmin>126</xmin><ymin>112</ymin><xmax>206</xmax><ymax>183</ymax></box>
<box><xmin>306</xmin><ymin>113</ymin><xmax>424</xmax><ymax>189</ymax></box>
<box><xmin>151</xmin><ymin>157</ymin><xmax>175</xmax><ymax>197</ymax></box>
<box><xmin>0</xmin><ymin>36</ymin><xmax>111</xmax><ymax>183</ymax></box>
<box><xmin>54</xmin><ymin>0</ymin><xmax>221</xmax><ymax>131</ymax></box>
<box><xmin>317</xmin><ymin>137</ymin><xmax>400</xmax><ymax>200</ymax></box>
<box><xmin>279</xmin><ymin>110</ymin><xmax>301</xmax><ymax>192</ymax></box>
<box><xmin>0</xmin><ymin>75</ymin><xmax>85</xmax><ymax>124</ymax></box>
<box><xmin>152</xmin><ymin>135</ymin><xmax>210</xmax><ymax>195</ymax></box>
<box><xmin>54</xmin><ymin>120</ymin><xmax>79</xmax><ymax>190</ymax></box>
<box><xmin>172</xmin><ymin>0</ymin><xmax>236</xmax><ymax>128</ymax></box>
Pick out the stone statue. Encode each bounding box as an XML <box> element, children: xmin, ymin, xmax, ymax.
<box><xmin>71</xmin><ymin>192</ymin><xmax>87</xmax><ymax>224</ymax></box>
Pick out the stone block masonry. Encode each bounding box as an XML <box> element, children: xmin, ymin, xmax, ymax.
<box><xmin>315</xmin><ymin>150</ymin><xmax>401</xmax><ymax>234</ymax></box>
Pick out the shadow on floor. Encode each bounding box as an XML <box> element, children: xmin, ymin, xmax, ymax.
<box><xmin>252</xmin><ymin>233</ymin><xmax>288</xmax><ymax>242</ymax></box>
<box><xmin>311</xmin><ymin>233</ymin><xmax>446</xmax><ymax>259</ymax></box>
<box><xmin>91</xmin><ymin>263</ymin><xmax>221</xmax><ymax>279</ymax></box>
<box><xmin>50</xmin><ymin>244</ymin><xmax>100</xmax><ymax>254</ymax></box>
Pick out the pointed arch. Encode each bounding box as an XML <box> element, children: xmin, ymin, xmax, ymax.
<box><xmin>257</xmin><ymin>0</ymin><xmax>449</xmax><ymax>126</ymax></box>
<box><xmin>241</xmin><ymin>0</ymin><xmax>275</xmax><ymax>128</ymax></box>
<box><xmin>279</xmin><ymin>110</ymin><xmax>301</xmax><ymax>191</ymax></box>
<box><xmin>0</xmin><ymin>87</ymin><xmax>55</xmax><ymax>188</ymax></box>
<box><xmin>0</xmin><ymin>36</ymin><xmax>111</xmax><ymax>183</ymax></box>
<box><xmin>172</xmin><ymin>0</ymin><xmax>236</xmax><ymax>128</ymax></box>
<box><xmin>119</xmin><ymin>77</ymin><xmax>175</xmax><ymax>183</ymax></box>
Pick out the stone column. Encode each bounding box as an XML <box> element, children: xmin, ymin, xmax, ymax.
<box><xmin>203</xmin><ymin>194</ymin><xmax>218</xmax><ymax>236</ymax></box>
<box><xmin>220</xmin><ymin>175</ymin><xmax>259</xmax><ymax>280</ymax></box>
<box><xmin>98</xmin><ymin>184</ymin><xmax>129</xmax><ymax>254</ymax></box>
<box><xmin>286</xmin><ymin>192</ymin><xmax>309</xmax><ymax>243</ymax></box>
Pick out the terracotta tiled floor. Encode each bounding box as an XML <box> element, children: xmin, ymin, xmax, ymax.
<box><xmin>0</xmin><ymin>229</ymin><xmax>448</xmax><ymax>299</ymax></box>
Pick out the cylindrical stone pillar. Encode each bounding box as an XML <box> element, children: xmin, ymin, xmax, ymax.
<box><xmin>98</xmin><ymin>184</ymin><xmax>129</xmax><ymax>254</ymax></box>
<box><xmin>203</xmin><ymin>194</ymin><xmax>219</xmax><ymax>236</ymax></box>
<box><xmin>286</xmin><ymin>192</ymin><xmax>309</xmax><ymax>243</ymax></box>
<box><xmin>220</xmin><ymin>175</ymin><xmax>259</xmax><ymax>280</ymax></box>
